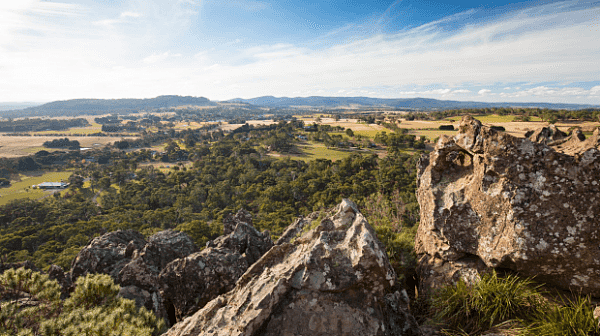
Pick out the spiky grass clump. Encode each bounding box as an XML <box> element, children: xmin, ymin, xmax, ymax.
<box><xmin>431</xmin><ymin>271</ymin><xmax>544</xmax><ymax>335</ymax></box>
<box><xmin>522</xmin><ymin>295</ymin><xmax>600</xmax><ymax>336</ymax></box>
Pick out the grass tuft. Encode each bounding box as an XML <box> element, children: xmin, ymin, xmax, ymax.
<box><xmin>521</xmin><ymin>295</ymin><xmax>600</xmax><ymax>336</ymax></box>
<box><xmin>431</xmin><ymin>271</ymin><xmax>544</xmax><ymax>335</ymax></box>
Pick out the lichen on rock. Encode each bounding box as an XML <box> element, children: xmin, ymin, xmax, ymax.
<box><xmin>416</xmin><ymin>116</ymin><xmax>600</xmax><ymax>295</ymax></box>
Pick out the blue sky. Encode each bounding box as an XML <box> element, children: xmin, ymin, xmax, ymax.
<box><xmin>0</xmin><ymin>0</ymin><xmax>599</xmax><ymax>104</ymax></box>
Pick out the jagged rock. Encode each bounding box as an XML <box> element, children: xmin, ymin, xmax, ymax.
<box><xmin>47</xmin><ymin>264</ymin><xmax>72</xmax><ymax>299</ymax></box>
<box><xmin>416</xmin><ymin>116</ymin><xmax>600</xmax><ymax>295</ymax></box>
<box><xmin>69</xmin><ymin>229</ymin><xmax>197</xmax><ymax>325</ymax></box>
<box><xmin>223</xmin><ymin>209</ymin><xmax>253</xmax><ymax>235</ymax></box>
<box><xmin>206</xmin><ymin>219</ymin><xmax>273</xmax><ymax>266</ymax></box>
<box><xmin>275</xmin><ymin>213</ymin><xmax>318</xmax><ymax>245</ymax></box>
<box><xmin>159</xmin><ymin>221</ymin><xmax>273</xmax><ymax>322</ymax></box>
<box><xmin>119</xmin><ymin>230</ymin><xmax>197</xmax><ymax>291</ymax></box>
<box><xmin>553</xmin><ymin>127</ymin><xmax>600</xmax><ymax>156</ymax></box>
<box><xmin>163</xmin><ymin>199</ymin><xmax>421</xmax><ymax>336</ymax></box>
<box><xmin>525</xmin><ymin>124</ymin><xmax>567</xmax><ymax>144</ymax></box>
<box><xmin>70</xmin><ymin>230</ymin><xmax>146</xmax><ymax>280</ymax></box>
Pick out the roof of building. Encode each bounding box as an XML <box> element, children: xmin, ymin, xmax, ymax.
<box><xmin>37</xmin><ymin>182</ymin><xmax>68</xmax><ymax>188</ymax></box>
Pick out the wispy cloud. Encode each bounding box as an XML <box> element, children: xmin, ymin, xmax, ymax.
<box><xmin>1</xmin><ymin>0</ymin><xmax>599</xmax><ymax>104</ymax></box>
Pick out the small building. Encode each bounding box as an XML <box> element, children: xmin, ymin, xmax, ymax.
<box><xmin>34</xmin><ymin>182</ymin><xmax>69</xmax><ymax>189</ymax></box>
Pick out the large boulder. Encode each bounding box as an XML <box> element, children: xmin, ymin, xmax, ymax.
<box><xmin>70</xmin><ymin>230</ymin><xmax>146</xmax><ymax>280</ymax></box>
<box><xmin>158</xmin><ymin>217</ymin><xmax>273</xmax><ymax>323</ymax></box>
<box><xmin>416</xmin><ymin>116</ymin><xmax>600</xmax><ymax>294</ymax></box>
<box><xmin>163</xmin><ymin>199</ymin><xmax>421</xmax><ymax>336</ymax></box>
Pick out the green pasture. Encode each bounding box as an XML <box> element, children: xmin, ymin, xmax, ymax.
<box><xmin>353</xmin><ymin>129</ymin><xmax>382</xmax><ymax>138</ymax></box>
<box><xmin>0</xmin><ymin>171</ymin><xmax>72</xmax><ymax>206</ymax></box>
<box><xmin>275</xmin><ymin>142</ymin><xmax>354</xmax><ymax>162</ymax></box>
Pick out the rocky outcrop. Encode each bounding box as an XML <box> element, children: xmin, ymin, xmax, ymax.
<box><xmin>159</xmin><ymin>214</ymin><xmax>273</xmax><ymax>323</ymax></box>
<box><xmin>553</xmin><ymin>127</ymin><xmax>600</xmax><ymax>156</ymax></box>
<box><xmin>223</xmin><ymin>209</ymin><xmax>253</xmax><ymax>235</ymax></box>
<box><xmin>164</xmin><ymin>199</ymin><xmax>421</xmax><ymax>336</ymax></box>
<box><xmin>416</xmin><ymin>116</ymin><xmax>600</xmax><ymax>295</ymax></box>
<box><xmin>70</xmin><ymin>230</ymin><xmax>147</xmax><ymax>280</ymax></box>
<box><xmin>275</xmin><ymin>213</ymin><xmax>317</xmax><ymax>245</ymax></box>
<box><xmin>525</xmin><ymin>124</ymin><xmax>567</xmax><ymax>144</ymax></box>
<box><xmin>70</xmin><ymin>229</ymin><xmax>197</xmax><ymax>322</ymax></box>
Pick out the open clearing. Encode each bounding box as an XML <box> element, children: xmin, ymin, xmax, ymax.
<box><xmin>269</xmin><ymin>141</ymin><xmax>384</xmax><ymax>162</ymax></box>
<box><xmin>0</xmin><ymin>135</ymin><xmax>138</xmax><ymax>157</ymax></box>
<box><xmin>0</xmin><ymin>171</ymin><xmax>72</xmax><ymax>206</ymax></box>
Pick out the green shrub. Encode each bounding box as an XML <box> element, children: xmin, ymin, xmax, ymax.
<box><xmin>431</xmin><ymin>271</ymin><xmax>544</xmax><ymax>334</ymax></box>
<box><xmin>0</xmin><ymin>268</ymin><xmax>165</xmax><ymax>336</ymax></box>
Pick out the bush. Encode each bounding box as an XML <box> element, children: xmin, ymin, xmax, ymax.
<box><xmin>439</xmin><ymin>125</ymin><xmax>455</xmax><ymax>131</ymax></box>
<box><xmin>0</xmin><ymin>268</ymin><xmax>166</xmax><ymax>336</ymax></box>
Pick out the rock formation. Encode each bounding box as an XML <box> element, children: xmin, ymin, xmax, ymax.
<box><xmin>163</xmin><ymin>199</ymin><xmax>421</xmax><ymax>336</ymax></box>
<box><xmin>416</xmin><ymin>116</ymin><xmax>600</xmax><ymax>295</ymax></box>
<box><xmin>552</xmin><ymin>127</ymin><xmax>600</xmax><ymax>156</ymax></box>
<box><xmin>158</xmin><ymin>211</ymin><xmax>273</xmax><ymax>323</ymax></box>
<box><xmin>525</xmin><ymin>124</ymin><xmax>567</xmax><ymax>144</ymax></box>
<box><xmin>70</xmin><ymin>229</ymin><xmax>197</xmax><ymax>322</ymax></box>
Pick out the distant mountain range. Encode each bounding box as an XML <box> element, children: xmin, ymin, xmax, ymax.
<box><xmin>1</xmin><ymin>95</ymin><xmax>597</xmax><ymax>118</ymax></box>
<box><xmin>227</xmin><ymin>96</ymin><xmax>599</xmax><ymax>110</ymax></box>
<box><xmin>1</xmin><ymin>95</ymin><xmax>215</xmax><ymax>117</ymax></box>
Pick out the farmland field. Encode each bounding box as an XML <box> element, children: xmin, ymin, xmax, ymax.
<box><xmin>0</xmin><ymin>135</ymin><xmax>138</xmax><ymax>157</ymax></box>
<box><xmin>0</xmin><ymin>171</ymin><xmax>72</xmax><ymax>206</ymax></box>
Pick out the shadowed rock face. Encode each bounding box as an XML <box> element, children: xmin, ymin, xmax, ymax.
<box><xmin>158</xmin><ymin>219</ymin><xmax>273</xmax><ymax>322</ymax></box>
<box><xmin>70</xmin><ymin>229</ymin><xmax>197</xmax><ymax>323</ymax></box>
<box><xmin>416</xmin><ymin>116</ymin><xmax>600</xmax><ymax>294</ymax></box>
<box><xmin>163</xmin><ymin>199</ymin><xmax>420</xmax><ymax>336</ymax></box>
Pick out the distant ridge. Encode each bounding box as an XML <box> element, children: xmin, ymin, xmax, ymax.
<box><xmin>3</xmin><ymin>95</ymin><xmax>216</xmax><ymax>117</ymax></box>
<box><xmin>3</xmin><ymin>95</ymin><xmax>598</xmax><ymax>118</ymax></box>
<box><xmin>227</xmin><ymin>96</ymin><xmax>598</xmax><ymax>110</ymax></box>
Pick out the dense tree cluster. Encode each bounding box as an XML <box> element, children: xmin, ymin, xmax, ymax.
<box><xmin>0</xmin><ymin>118</ymin><xmax>89</xmax><ymax>132</ymax></box>
<box><xmin>406</xmin><ymin>107</ymin><xmax>600</xmax><ymax>122</ymax></box>
<box><xmin>43</xmin><ymin>138</ymin><xmax>80</xmax><ymax>149</ymax></box>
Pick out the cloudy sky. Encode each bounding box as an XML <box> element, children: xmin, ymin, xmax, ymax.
<box><xmin>1</xmin><ymin>0</ymin><xmax>599</xmax><ymax>104</ymax></box>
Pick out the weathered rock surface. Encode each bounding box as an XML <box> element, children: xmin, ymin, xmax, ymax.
<box><xmin>70</xmin><ymin>229</ymin><xmax>197</xmax><ymax>323</ymax></box>
<box><xmin>223</xmin><ymin>209</ymin><xmax>253</xmax><ymax>235</ymax></box>
<box><xmin>71</xmin><ymin>230</ymin><xmax>146</xmax><ymax>280</ymax></box>
<box><xmin>525</xmin><ymin>124</ymin><xmax>567</xmax><ymax>144</ymax></box>
<box><xmin>416</xmin><ymin>116</ymin><xmax>600</xmax><ymax>294</ymax></box>
<box><xmin>553</xmin><ymin>127</ymin><xmax>600</xmax><ymax>156</ymax></box>
<box><xmin>159</xmin><ymin>216</ymin><xmax>273</xmax><ymax>322</ymax></box>
<box><xmin>164</xmin><ymin>199</ymin><xmax>421</xmax><ymax>336</ymax></box>
<box><xmin>275</xmin><ymin>213</ymin><xmax>317</xmax><ymax>245</ymax></box>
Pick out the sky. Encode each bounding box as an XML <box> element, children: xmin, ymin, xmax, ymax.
<box><xmin>0</xmin><ymin>0</ymin><xmax>599</xmax><ymax>104</ymax></box>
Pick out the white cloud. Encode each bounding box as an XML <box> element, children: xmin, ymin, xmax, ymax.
<box><xmin>452</xmin><ymin>89</ymin><xmax>471</xmax><ymax>94</ymax></box>
<box><xmin>478</xmin><ymin>89</ymin><xmax>492</xmax><ymax>95</ymax></box>
<box><xmin>142</xmin><ymin>51</ymin><xmax>182</xmax><ymax>64</ymax></box>
<box><xmin>121</xmin><ymin>12</ymin><xmax>142</xmax><ymax>18</ymax></box>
